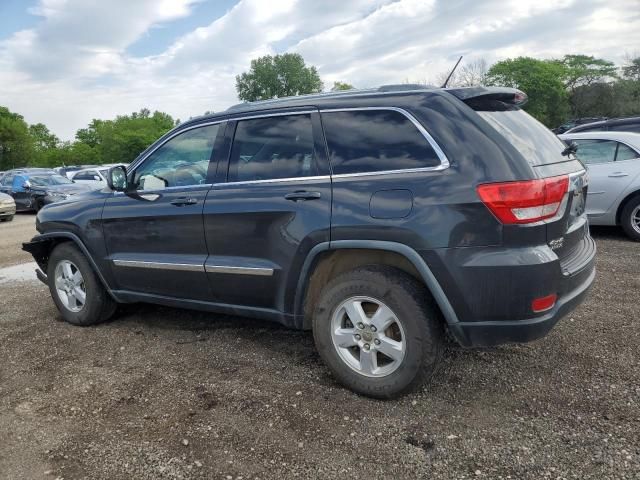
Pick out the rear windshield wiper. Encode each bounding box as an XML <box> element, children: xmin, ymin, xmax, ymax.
<box><xmin>561</xmin><ymin>141</ymin><xmax>578</xmax><ymax>157</ymax></box>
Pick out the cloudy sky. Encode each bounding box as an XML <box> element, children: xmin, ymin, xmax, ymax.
<box><xmin>1</xmin><ymin>0</ymin><xmax>638</xmax><ymax>139</ymax></box>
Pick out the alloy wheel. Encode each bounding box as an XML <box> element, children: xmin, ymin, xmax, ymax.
<box><xmin>54</xmin><ymin>260</ymin><xmax>86</xmax><ymax>312</ymax></box>
<box><xmin>330</xmin><ymin>296</ymin><xmax>406</xmax><ymax>377</ymax></box>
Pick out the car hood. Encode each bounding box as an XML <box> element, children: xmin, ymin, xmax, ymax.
<box><xmin>37</xmin><ymin>183</ymin><xmax>93</xmax><ymax>195</ymax></box>
<box><xmin>0</xmin><ymin>192</ymin><xmax>15</xmax><ymax>202</ymax></box>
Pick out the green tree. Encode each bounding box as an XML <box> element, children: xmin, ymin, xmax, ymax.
<box><xmin>0</xmin><ymin>106</ymin><xmax>33</xmax><ymax>170</ymax></box>
<box><xmin>97</xmin><ymin>109</ymin><xmax>175</xmax><ymax>165</ymax></box>
<box><xmin>560</xmin><ymin>55</ymin><xmax>617</xmax><ymax>117</ymax></box>
<box><xmin>236</xmin><ymin>53</ymin><xmax>323</xmax><ymax>102</ymax></box>
<box><xmin>485</xmin><ymin>57</ymin><xmax>569</xmax><ymax>127</ymax></box>
<box><xmin>331</xmin><ymin>81</ymin><xmax>354</xmax><ymax>91</ymax></box>
<box><xmin>560</xmin><ymin>55</ymin><xmax>617</xmax><ymax>90</ymax></box>
<box><xmin>29</xmin><ymin>123</ymin><xmax>59</xmax><ymax>151</ymax></box>
<box><xmin>622</xmin><ymin>56</ymin><xmax>640</xmax><ymax>81</ymax></box>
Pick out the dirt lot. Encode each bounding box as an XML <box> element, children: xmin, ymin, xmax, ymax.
<box><xmin>0</xmin><ymin>213</ymin><xmax>638</xmax><ymax>479</ymax></box>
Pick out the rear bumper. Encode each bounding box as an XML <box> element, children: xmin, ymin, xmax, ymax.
<box><xmin>448</xmin><ymin>264</ymin><xmax>595</xmax><ymax>347</ymax></box>
<box><xmin>425</xmin><ymin>235</ymin><xmax>597</xmax><ymax>347</ymax></box>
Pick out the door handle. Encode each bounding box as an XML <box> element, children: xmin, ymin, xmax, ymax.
<box><xmin>284</xmin><ymin>191</ymin><xmax>322</xmax><ymax>202</ymax></box>
<box><xmin>608</xmin><ymin>172</ymin><xmax>629</xmax><ymax>178</ymax></box>
<box><xmin>170</xmin><ymin>197</ymin><xmax>198</xmax><ymax>206</ymax></box>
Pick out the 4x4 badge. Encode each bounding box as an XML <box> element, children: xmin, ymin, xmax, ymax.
<box><xmin>549</xmin><ymin>237</ymin><xmax>564</xmax><ymax>250</ymax></box>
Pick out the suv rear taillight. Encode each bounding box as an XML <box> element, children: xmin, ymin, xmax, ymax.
<box><xmin>476</xmin><ymin>175</ymin><xmax>569</xmax><ymax>224</ymax></box>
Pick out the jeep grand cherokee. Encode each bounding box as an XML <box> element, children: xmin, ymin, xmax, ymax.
<box><xmin>24</xmin><ymin>85</ymin><xmax>596</xmax><ymax>398</ymax></box>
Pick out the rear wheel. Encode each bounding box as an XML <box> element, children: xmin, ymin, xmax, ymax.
<box><xmin>0</xmin><ymin>215</ymin><xmax>13</xmax><ymax>222</ymax></box>
<box><xmin>621</xmin><ymin>197</ymin><xmax>640</xmax><ymax>242</ymax></box>
<box><xmin>47</xmin><ymin>243</ymin><xmax>116</xmax><ymax>325</ymax></box>
<box><xmin>312</xmin><ymin>266</ymin><xmax>444</xmax><ymax>399</ymax></box>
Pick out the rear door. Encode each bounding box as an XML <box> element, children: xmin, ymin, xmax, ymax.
<box><xmin>102</xmin><ymin>122</ymin><xmax>225</xmax><ymax>301</ymax></box>
<box><xmin>11</xmin><ymin>175</ymin><xmax>32</xmax><ymax>210</ymax></box>
<box><xmin>202</xmin><ymin>110</ymin><xmax>331</xmax><ymax>312</ymax></box>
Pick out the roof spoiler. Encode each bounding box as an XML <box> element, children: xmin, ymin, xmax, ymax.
<box><xmin>447</xmin><ymin>86</ymin><xmax>528</xmax><ymax>107</ymax></box>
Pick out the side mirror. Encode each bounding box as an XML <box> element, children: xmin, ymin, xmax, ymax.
<box><xmin>22</xmin><ymin>180</ymin><xmax>31</xmax><ymax>190</ymax></box>
<box><xmin>107</xmin><ymin>165</ymin><xmax>128</xmax><ymax>192</ymax></box>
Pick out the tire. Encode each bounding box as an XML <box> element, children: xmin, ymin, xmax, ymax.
<box><xmin>0</xmin><ymin>215</ymin><xmax>13</xmax><ymax>222</ymax></box>
<box><xmin>312</xmin><ymin>265</ymin><xmax>444</xmax><ymax>399</ymax></box>
<box><xmin>47</xmin><ymin>242</ymin><xmax>117</xmax><ymax>326</ymax></box>
<box><xmin>620</xmin><ymin>196</ymin><xmax>640</xmax><ymax>242</ymax></box>
<box><xmin>34</xmin><ymin>200</ymin><xmax>43</xmax><ymax>212</ymax></box>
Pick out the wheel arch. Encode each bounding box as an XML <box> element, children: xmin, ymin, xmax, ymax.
<box><xmin>615</xmin><ymin>189</ymin><xmax>640</xmax><ymax>225</ymax></box>
<box><xmin>294</xmin><ymin>240</ymin><xmax>460</xmax><ymax>330</ymax></box>
<box><xmin>22</xmin><ymin>232</ymin><xmax>115</xmax><ymax>298</ymax></box>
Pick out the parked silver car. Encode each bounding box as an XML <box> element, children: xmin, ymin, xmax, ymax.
<box><xmin>0</xmin><ymin>191</ymin><xmax>16</xmax><ymax>222</ymax></box>
<box><xmin>560</xmin><ymin>131</ymin><xmax>640</xmax><ymax>240</ymax></box>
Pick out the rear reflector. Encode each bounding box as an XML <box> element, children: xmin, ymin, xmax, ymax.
<box><xmin>532</xmin><ymin>294</ymin><xmax>557</xmax><ymax>313</ymax></box>
<box><xmin>476</xmin><ymin>175</ymin><xmax>569</xmax><ymax>224</ymax></box>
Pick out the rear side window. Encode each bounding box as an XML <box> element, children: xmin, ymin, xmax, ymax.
<box><xmin>616</xmin><ymin>143</ymin><xmax>638</xmax><ymax>160</ymax></box>
<box><xmin>477</xmin><ymin>108</ymin><xmax>570</xmax><ymax>166</ymax></box>
<box><xmin>228</xmin><ymin>114</ymin><xmax>316</xmax><ymax>182</ymax></box>
<box><xmin>321</xmin><ymin>110</ymin><xmax>441</xmax><ymax>175</ymax></box>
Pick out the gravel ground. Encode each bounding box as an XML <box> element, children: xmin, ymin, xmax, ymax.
<box><xmin>0</xmin><ymin>216</ymin><xmax>638</xmax><ymax>480</ymax></box>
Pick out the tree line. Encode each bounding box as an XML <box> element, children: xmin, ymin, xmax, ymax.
<box><xmin>1</xmin><ymin>52</ymin><xmax>639</xmax><ymax>171</ymax></box>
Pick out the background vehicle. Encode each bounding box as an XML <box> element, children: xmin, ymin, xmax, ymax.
<box><xmin>55</xmin><ymin>165</ymin><xmax>99</xmax><ymax>179</ymax></box>
<box><xmin>0</xmin><ymin>192</ymin><xmax>16</xmax><ymax>221</ymax></box>
<box><xmin>560</xmin><ymin>131</ymin><xmax>640</xmax><ymax>240</ymax></box>
<box><xmin>24</xmin><ymin>85</ymin><xmax>595</xmax><ymax>398</ymax></box>
<box><xmin>566</xmin><ymin>116</ymin><xmax>640</xmax><ymax>134</ymax></box>
<box><xmin>552</xmin><ymin>117</ymin><xmax>607</xmax><ymax>134</ymax></box>
<box><xmin>0</xmin><ymin>169</ymin><xmax>91</xmax><ymax>211</ymax></box>
<box><xmin>71</xmin><ymin>164</ymin><xmax>127</xmax><ymax>189</ymax></box>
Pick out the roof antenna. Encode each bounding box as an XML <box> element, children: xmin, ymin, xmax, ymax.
<box><xmin>441</xmin><ymin>55</ymin><xmax>463</xmax><ymax>88</ymax></box>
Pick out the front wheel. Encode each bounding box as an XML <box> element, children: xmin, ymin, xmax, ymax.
<box><xmin>47</xmin><ymin>243</ymin><xmax>116</xmax><ymax>325</ymax></box>
<box><xmin>621</xmin><ymin>197</ymin><xmax>640</xmax><ymax>242</ymax></box>
<box><xmin>312</xmin><ymin>266</ymin><xmax>444</xmax><ymax>399</ymax></box>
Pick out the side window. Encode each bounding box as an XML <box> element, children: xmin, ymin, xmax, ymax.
<box><xmin>616</xmin><ymin>143</ymin><xmax>639</xmax><ymax>161</ymax></box>
<box><xmin>1</xmin><ymin>174</ymin><xmax>14</xmax><ymax>186</ymax></box>
<box><xmin>574</xmin><ymin>139</ymin><xmax>617</xmax><ymax>164</ymax></box>
<box><xmin>321</xmin><ymin>110</ymin><xmax>441</xmax><ymax>175</ymax></box>
<box><xmin>74</xmin><ymin>171</ymin><xmax>96</xmax><ymax>180</ymax></box>
<box><xmin>228</xmin><ymin>114</ymin><xmax>316</xmax><ymax>182</ymax></box>
<box><xmin>134</xmin><ymin>124</ymin><xmax>221</xmax><ymax>191</ymax></box>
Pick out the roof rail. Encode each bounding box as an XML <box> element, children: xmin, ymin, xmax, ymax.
<box><xmin>377</xmin><ymin>84</ymin><xmax>433</xmax><ymax>92</ymax></box>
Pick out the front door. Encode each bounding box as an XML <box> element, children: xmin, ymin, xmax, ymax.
<box><xmin>203</xmin><ymin>111</ymin><xmax>331</xmax><ymax>313</ymax></box>
<box><xmin>102</xmin><ymin>121</ymin><xmax>226</xmax><ymax>301</ymax></box>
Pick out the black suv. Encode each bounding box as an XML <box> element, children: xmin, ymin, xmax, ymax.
<box><xmin>24</xmin><ymin>86</ymin><xmax>596</xmax><ymax>398</ymax></box>
<box><xmin>565</xmin><ymin>116</ymin><xmax>640</xmax><ymax>134</ymax></box>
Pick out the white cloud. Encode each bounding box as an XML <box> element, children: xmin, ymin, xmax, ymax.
<box><xmin>0</xmin><ymin>0</ymin><xmax>638</xmax><ymax>140</ymax></box>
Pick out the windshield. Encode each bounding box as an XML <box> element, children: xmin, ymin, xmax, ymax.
<box><xmin>477</xmin><ymin>108</ymin><xmax>574</xmax><ymax>166</ymax></box>
<box><xmin>29</xmin><ymin>174</ymin><xmax>74</xmax><ymax>186</ymax></box>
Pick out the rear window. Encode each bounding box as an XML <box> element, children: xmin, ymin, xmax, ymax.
<box><xmin>321</xmin><ymin>110</ymin><xmax>441</xmax><ymax>175</ymax></box>
<box><xmin>476</xmin><ymin>107</ymin><xmax>572</xmax><ymax>166</ymax></box>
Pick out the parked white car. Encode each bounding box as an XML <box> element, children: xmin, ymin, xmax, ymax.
<box><xmin>71</xmin><ymin>164</ymin><xmax>126</xmax><ymax>189</ymax></box>
<box><xmin>559</xmin><ymin>131</ymin><xmax>640</xmax><ymax>241</ymax></box>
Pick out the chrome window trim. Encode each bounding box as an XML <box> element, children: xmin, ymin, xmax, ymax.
<box><xmin>113</xmin><ymin>260</ymin><xmax>204</xmax><ymax>272</ymax></box>
<box><xmin>204</xmin><ymin>265</ymin><xmax>274</xmax><ymax>276</ymax></box>
<box><xmin>126</xmin><ymin>120</ymin><xmax>228</xmax><ymax>174</ymax></box>
<box><xmin>318</xmin><ymin>106</ymin><xmax>450</xmax><ymax>172</ymax></box>
<box><xmin>230</xmin><ymin>109</ymin><xmax>316</xmax><ymax>122</ymax></box>
<box><xmin>214</xmin><ymin>175</ymin><xmax>330</xmax><ymax>187</ymax></box>
<box><xmin>113</xmin><ymin>183</ymin><xmax>212</xmax><ymax>196</ymax></box>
